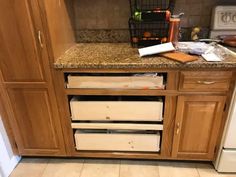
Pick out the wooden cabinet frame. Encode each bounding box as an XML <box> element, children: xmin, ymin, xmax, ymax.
<box><xmin>53</xmin><ymin>69</ymin><xmax>179</xmax><ymax>159</ymax></box>
<box><xmin>52</xmin><ymin>69</ymin><xmax>235</xmax><ymax>160</ymax></box>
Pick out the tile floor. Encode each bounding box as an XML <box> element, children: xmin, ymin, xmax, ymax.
<box><xmin>9</xmin><ymin>158</ymin><xmax>236</xmax><ymax>177</ymax></box>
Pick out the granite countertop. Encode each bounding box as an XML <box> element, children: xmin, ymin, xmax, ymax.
<box><xmin>54</xmin><ymin>43</ymin><xmax>236</xmax><ymax>69</ymax></box>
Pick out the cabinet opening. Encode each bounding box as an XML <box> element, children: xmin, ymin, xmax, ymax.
<box><xmin>71</xmin><ymin>95</ymin><xmax>164</xmax><ymax>101</ymax></box>
<box><xmin>75</xmin><ymin>129</ymin><xmax>159</xmax><ymax>134</ymax></box>
<box><xmin>71</xmin><ymin>120</ymin><xmax>164</xmax><ymax>124</ymax></box>
<box><xmin>65</xmin><ymin>72</ymin><xmax>167</xmax><ymax>77</ymax></box>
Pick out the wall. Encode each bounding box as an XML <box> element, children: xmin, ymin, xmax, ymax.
<box><xmin>73</xmin><ymin>0</ymin><xmax>235</xmax><ymax>42</ymax></box>
<box><xmin>42</xmin><ymin>0</ymin><xmax>76</xmax><ymax>60</ymax></box>
<box><xmin>74</xmin><ymin>0</ymin><xmax>130</xmax><ymax>42</ymax></box>
<box><xmin>0</xmin><ymin>117</ymin><xmax>20</xmax><ymax>177</ymax></box>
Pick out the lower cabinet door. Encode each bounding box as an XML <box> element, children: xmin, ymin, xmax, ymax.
<box><xmin>6</xmin><ymin>88</ymin><xmax>66</xmax><ymax>156</ymax></box>
<box><xmin>172</xmin><ymin>95</ymin><xmax>226</xmax><ymax>160</ymax></box>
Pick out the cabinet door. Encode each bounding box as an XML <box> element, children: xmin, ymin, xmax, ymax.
<box><xmin>172</xmin><ymin>96</ymin><xmax>226</xmax><ymax>160</ymax></box>
<box><xmin>0</xmin><ymin>0</ymin><xmax>44</xmax><ymax>82</ymax></box>
<box><xmin>6</xmin><ymin>88</ymin><xmax>65</xmax><ymax>155</ymax></box>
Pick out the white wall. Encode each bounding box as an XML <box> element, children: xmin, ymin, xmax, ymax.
<box><xmin>0</xmin><ymin>117</ymin><xmax>20</xmax><ymax>177</ymax></box>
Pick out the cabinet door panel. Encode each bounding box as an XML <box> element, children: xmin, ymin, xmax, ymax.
<box><xmin>172</xmin><ymin>96</ymin><xmax>226</xmax><ymax>160</ymax></box>
<box><xmin>0</xmin><ymin>0</ymin><xmax>44</xmax><ymax>82</ymax></box>
<box><xmin>7</xmin><ymin>88</ymin><xmax>65</xmax><ymax>155</ymax></box>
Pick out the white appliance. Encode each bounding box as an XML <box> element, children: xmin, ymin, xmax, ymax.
<box><xmin>214</xmin><ymin>84</ymin><xmax>236</xmax><ymax>172</ymax></box>
<box><xmin>210</xmin><ymin>5</ymin><xmax>236</xmax><ymax>39</ymax></box>
<box><xmin>0</xmin><ymin>117</ymin><xmax>20</xmax><ymax>177</ymax></box>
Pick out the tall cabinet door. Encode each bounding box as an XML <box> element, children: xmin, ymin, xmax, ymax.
<box><xmin>0</xmin><ymin>0</ymin><xmax>66</xmax><ymax>155</ymax></box>
<box><xmin>172</xmin><ymin>96</ymin><xmax>226</xmax><ymax>160</ymax></box>
<box><xmin>0</xmin><ymin>0</ymin><xmax>45</xmax><ymax>82</ymax></box>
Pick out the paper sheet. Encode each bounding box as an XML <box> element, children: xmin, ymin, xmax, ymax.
<box><xmin>138</xmin><ymin>42</ymin><xmax>176</xmax><ymax>57</ymax></box>
<box><xmin>201</xmin><ymin>53</ymin><xmax>222</xmax><ymax>62</ymax></box>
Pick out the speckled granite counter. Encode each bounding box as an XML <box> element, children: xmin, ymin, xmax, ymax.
<box><xmin>54</xmin><ymin>43</ymin><xmax>236</xmax><ymax>69</ymax></box>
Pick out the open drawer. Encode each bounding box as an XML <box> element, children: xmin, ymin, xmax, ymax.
<box><xmin>70</xmin><ymin>96</ymin><xmax>163</xmax><ymax>121</ymax></box>
<box><xmin>74</xmin><ymin>130</ymin><xmax>161</xmax><ymax>152</ymax></box>
<box><xmin>67</xmin><ymin>73</ymin><xmax>165</xmax><ymax>89</ymax></box>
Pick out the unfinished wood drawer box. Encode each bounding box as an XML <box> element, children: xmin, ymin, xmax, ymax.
<box><xmin>74</xmin><ymin>130</ymin><xmax>160</xmax><ymax>152</ymax></box>
<box><xmin>71</xmin><ymin>122</ymin><xmax>163</xmax><ymax>131</ymax></box>
<box><xmin>67</xmin><ymin>75</ymin><xmax>164</xmax><ymax>89</ymax></box>
<box><xmin>179</xmin><ymin>71</ymin><xmax>232</xmax><ymax>92</ymax></box>
<box><xmin>70</xmin><ymin>97</ymin><xmax>163</xmax><ymax>121</ymax></box>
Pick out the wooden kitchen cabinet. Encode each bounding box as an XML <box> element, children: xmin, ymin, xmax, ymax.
<box><xmin>0</xmin><ymin>0</ymin><xmax>66</xmax><ymax>155</ymax></box>
<box><xmin>172</xmin><ymin>95</ymin><xmax>226</xmax><ymax>160</ymax></box>
<box><xmin>0</xmin><ymin>0</ymin><xmax>235</xmax><ymax>160</ymax></box>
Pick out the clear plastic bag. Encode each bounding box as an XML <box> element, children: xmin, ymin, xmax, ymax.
<box><xmin>209</xmin><ymin>44</ymin><xmax>229</xmax><ymax>61</ymax></box>
<box><xmin>176</xmin><ymin>42</ymin><xmax>232</xmax><ymax>61</ymax></box>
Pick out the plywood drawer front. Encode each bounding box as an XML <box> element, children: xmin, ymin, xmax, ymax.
<box><xmin>179</xmin><ymin>71</ymin><xmax>232</xmax><ymax>91</ymax></box>
<box><xmin>67</xmin><ymin>76</ymin><xmax>164</xmax><ymax>89</ymax></box>
<box><xmin>70</xmin><ymin>99</ymin><xmax>163</xmax><ymax>121</ymax></box>
<box><xmin>74</xmin><ymin>131</ymin><xmax>160</xmax><ymax>152</ymax></box>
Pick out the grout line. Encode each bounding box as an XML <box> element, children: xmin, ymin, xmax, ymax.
<box><xmin>156</xmin><ymin>161</ymin><xmax>160</xmax><ymax>177</ymax></box>
<box><xmin>39</xmin><ymin>158</ymin><xmax>50</xmax><ymax>177</ymax></box>
<box><xmin>118</xmin><ymin>160</ymin><xmax>121</xmax><ymax>177</ymax></box>
<box><xmin>196</xmin><ymin>168</ymin><xmax>201</xmax><ymax>177</ymax></box>
<box><xmin>78</xmin><ymin>159</ymin><xmax>85</xmax><ymax>177</ymax></box>
<box><xmin>195</xmin><ymin>164</ymin><xmax>201</xmax><ymax>177</ymax></box>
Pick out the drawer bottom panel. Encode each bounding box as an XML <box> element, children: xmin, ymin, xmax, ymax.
<box><xmin>74</xmin><ymin>131</ymin><xmax>160</xmax><ymax>152</ymax></box>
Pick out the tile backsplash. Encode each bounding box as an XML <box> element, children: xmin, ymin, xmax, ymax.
<box><xmin>73</xmin><ymin>0</ymin><xmax>234</xmax><ymax>42</ymax></box>
<box><xmin>74</xmin><ymin>0</ymin><xmax>130</xmax><ymax>29</ymax></box>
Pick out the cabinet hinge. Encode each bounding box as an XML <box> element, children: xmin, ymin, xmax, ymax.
<box><xmin>223</xmin><ymin>103</ymin><xmax>227</xmax><ymax>112</ymax></box>
<box><xmin>214</xmin><ymin>146</ymin><xmax>217</xmax><ymax>154</ymax></box>
<box><xmin>64</xmin><ymin>82</ymin><xmax>68</xmax><ymax>88</ymax></box>
<box><xmin>14</xmin><ymin>141</ymin><xmax>18</xmax><ymax>150</ymax></box>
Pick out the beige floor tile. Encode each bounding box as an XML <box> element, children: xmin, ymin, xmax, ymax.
<box><xmin>41</xmin><ymin>158</ymin><xmax>84</xmax><ymax>177</ymax></box>
<box><xmin>120</xmin><ymin>160</ymin><xmax>159</xmax><ymax>177</ymax></box>
<box><xmin>158</xmin><ymin>161</ymin><xmax>199</xmax><ymax>177</ymax></box>
<box><xmin>197</xmin><ymin>163</ymin><xmax>236</xmax><ymax>177</ymax></box>
<box><xmin>10</xmin><ymin>158</ymin><xmax>49</xmax><ymax>177</ymax></box>
<box><xmin>80</xmin><ymin>159</ymin><xmax>120</xmax><ymax>177</ymax></box>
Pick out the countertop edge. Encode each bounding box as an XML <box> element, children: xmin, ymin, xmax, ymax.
<box><xmin>53</xmin><ymin>43</ymin><xmax>236</xmax><ymax>70</ymax></box>
<box><xmin>53</xmin><ymin>63</ymin><xmax>236</xmax><ymax>70</ymax></box>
